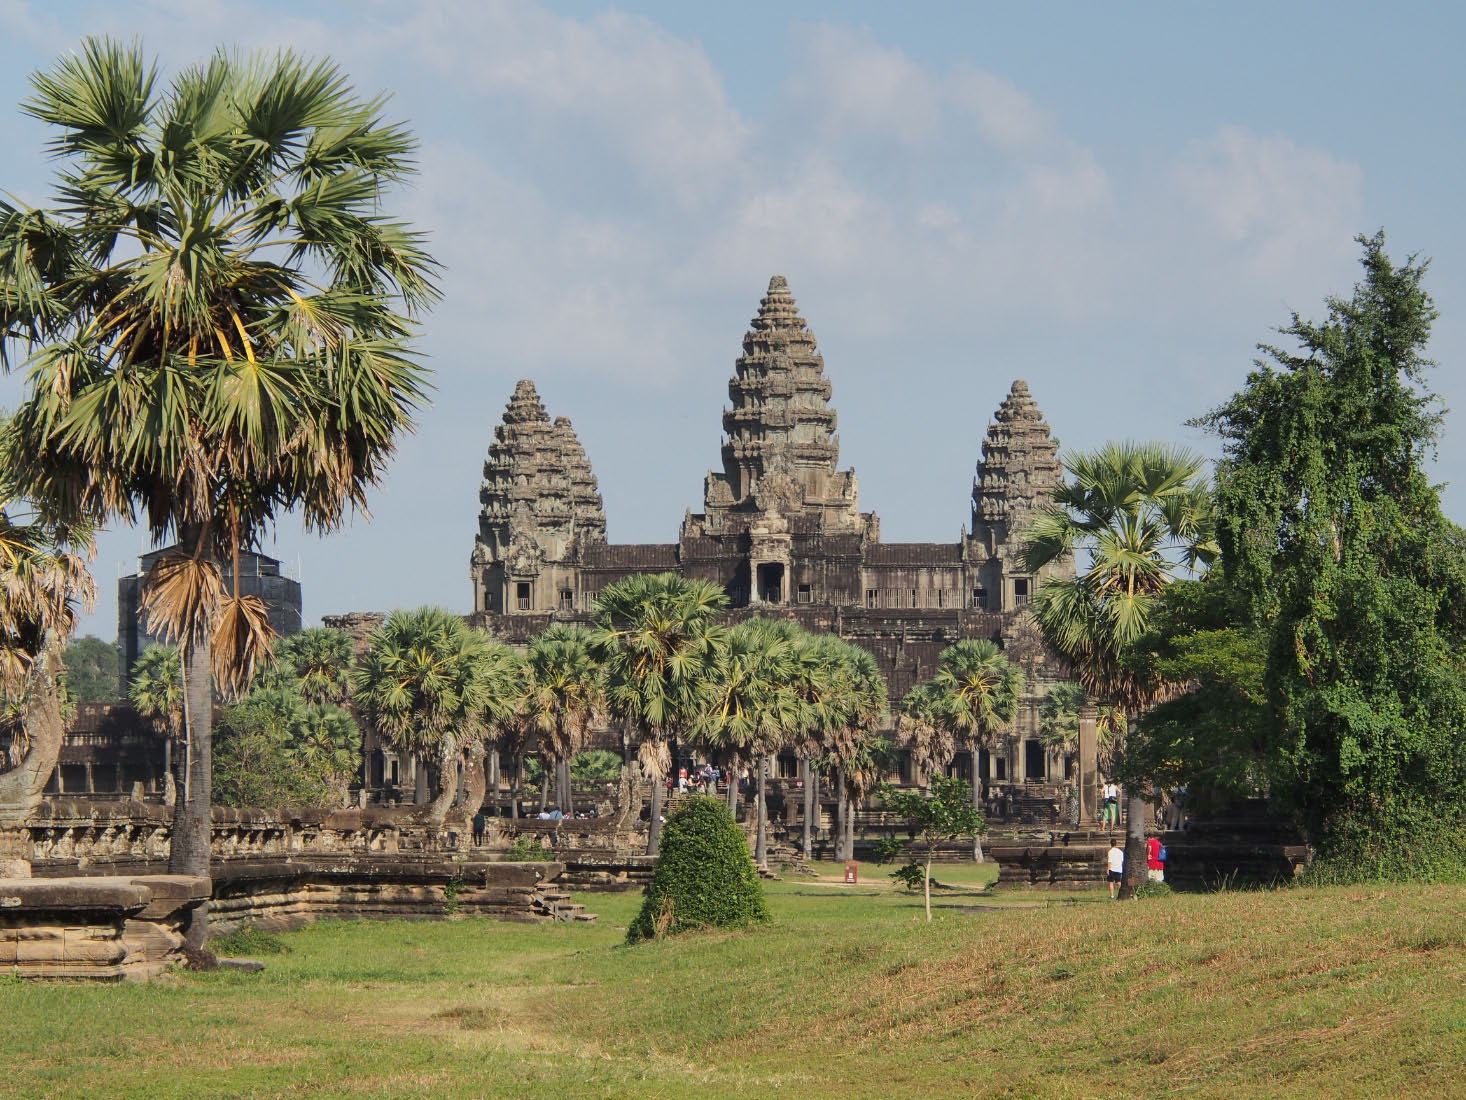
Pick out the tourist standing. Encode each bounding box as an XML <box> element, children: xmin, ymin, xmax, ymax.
<box><xmin>1102</xmin><ymin>780</ymin><xmax>1120</xmax><ymax>829</ymax></box>
<box><xmin>472</xmin><ymin>810</ymin><xmax>487</xmax><ymax>847</ymax></box>
<box><xmin>1145</xmin><ymin>834</ymin><xmax>1164</xmax><ymax>883</ymax></box>
<box><xmin>1106</xmin><ymin>839</ymin><xmax>1124</xmax><ymax>899</ymax></box>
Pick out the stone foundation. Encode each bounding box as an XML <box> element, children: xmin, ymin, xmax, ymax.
<box><xmin>0</xmin><ymin>874</ymin><xmax>208</xmax><ymax>980</ymax></box>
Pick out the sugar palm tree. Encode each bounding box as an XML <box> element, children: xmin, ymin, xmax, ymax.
<box><xmin>0</xmin><ymin>40</ymin><xmax>437</xmax><ymax>939</ymax></box>
<box><xmin>266</xmin><ymin>628</ymin><xmax>357</xmax><ymax>707</ymax></box>
<box><xmin>921</xmin><ymin>639</ymin><xmax>1024</xmax><ymax>862</ymax></box>
<box><xmin>128</xmin><ymin>643</ymin><xmax>184</xmax><ymax>783</ymax></box>
<box><xmin>817</xmin><ymin>639</ymin><xmax>888</xmax><ymax>862</ymax></box>
<box><xmin>590</xmin><ymin>572</ymin><xmax>727</xmax><ymax>856</ymax></box>
<box><xmin>898</xmin><ymin>680</ymin><xmax>956</xmax><ymax>792</ymax></box>
<box><xmin>694</xmin><ymin>617</ymin><xmax>800</xmax><ymax>867</ymax></box>
<box><xmin>353</xmin><ymin>608</ymin><xmax>502</xmax><ymax>828</ymax></box>
<box><xmin>525</xmin><ymin>625</ymin><xmax>602</xmax><ymax>815</ymax></box>
<box><xmin>289</xmin><ymin>702</ymin><xmax>361</xmax><ymax>806</ymax></box>
<box><xmin>1021</xmin><ymin>440</ymin><xmax>1215</xmax><ymax>896</ymax></box>
<box><xmin>0</xmin><ymin>426</ymin><xmax>95</xmax><ymax>816</ymax></box>
<box><xmin>786</xmin><ymin>631</ymin><xmax>851</xmax><ymax>862</ymax></box>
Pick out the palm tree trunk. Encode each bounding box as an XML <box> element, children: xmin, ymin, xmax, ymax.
<box><xmin>512</xmin><ymin>756</ymin><xmax>524</xmax><ymax>820</ymax></box>
<box><xmin>558</xmin><ymin>758</ymin><xmax>573</xmax><ymax>815</ymax></box>
<box><xmin>647</xmin><ymin>773</ymin><xmax>665</xmax><ymax>856</ymax></box>
<box><xmin>0</xmin><ymin>637</ymin><xmax>66</xmax><ymax>823</ymax></box>
<box><xmin>538</xmin><ymin>762</ymin><xmax>549</xmax><ymax>813</ymax></box>
<box><xmin>725</xmin><ymin>754</ymin><xmax>740</xmax><ymax>816</ymax></box>
<box><xmin>167</xmin><ymin>629</ymin><xmax>215</xmax><ymax>951</ymax></box>
<box><xmin>1119</xmin><ymin>792</ymin><xmax>1147</xmax><ymax>899</ymax></box>
<box><xmin>837</xmin><ymin>766</ymin><xmax>849</xmax><ymax>862</ymax></box>
<box><xmin>755</xmin><ymin>755</ymin><xmax>768</xmax><ymax>868</ymax></box>
<box><xmin>423</xmin><ymin>749</ymin><xmax>460</xmax><ymax>829</ymax></box>
<box><xmin>970</xmin><ymin>765</ymin><xmax>985</xmax><ymax>864</ymax></box>
<box><xmin>801</xmin><ymin>757</ymin><xmax>814</xmax><ymax>862</ymax></box>
<box><xmin>412</xmin><ymin>753</ymin><xmax>428</xmax><ymax>805</ymax></box>
<box><xmin>462</xmin><ymin>744</ymin><xmax>487</xmax><ymax>825</ymax></box>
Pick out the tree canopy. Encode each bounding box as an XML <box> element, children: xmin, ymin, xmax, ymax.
<box><xmin>1202</xmin><ymin>231</ymin><xmax>1466</xmax><ymax>872</ymax></box>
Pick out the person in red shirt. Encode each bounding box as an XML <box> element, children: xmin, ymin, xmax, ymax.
<box><xmin>1146</xmin><ymin>835</ymin><xmax>1165</xmax><ymax>883</ymax></box>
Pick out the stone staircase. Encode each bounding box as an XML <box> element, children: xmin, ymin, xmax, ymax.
<box><xmin>532</xmin><ymin>885</ymin><xmax>598</xmax><ymax>922</ymax></box>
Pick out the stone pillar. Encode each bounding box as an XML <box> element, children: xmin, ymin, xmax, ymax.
<box><xmin>1077</xmin><ymin>705</ymin><xmax>1098</xmax><ymax>826</ymax></box>
<box><xmin>85</xmin><ymin>763</ymin><xmax>95</xmax><ymax>794</ymax></box>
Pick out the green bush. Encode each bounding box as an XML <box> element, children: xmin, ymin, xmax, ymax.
<box><xmin>210</xmin><ymin>922</ymin><xmax>289</xmax><ymax>957</ymax></box>
<box><xmin>504</xmin><ymin>835</ymin><xmax>547</xmax><ymax>862</ymax></box>
<box><xmin>627</xmin><ymin>796</ymin><xmax>770</xmax><ymax>943</ymax></box>
<box><xmin>1298</xmin><ymin>817</ymin><xmax>1466</xmax><ymax>886</ymax></box>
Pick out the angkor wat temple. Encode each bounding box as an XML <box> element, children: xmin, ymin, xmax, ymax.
<box><xmin>468</xmin><ymin>276</ymin><xmax>1076</xmax><ymax>787</ymax></box>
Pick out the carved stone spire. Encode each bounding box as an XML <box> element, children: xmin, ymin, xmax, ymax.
<box><xmin>474</xmin><ymin>380</ymin><xmax>606</xmax><ymax>574</ymax></box>
<box><xmin>552</xmin><ymin>415</ymin><xmax>607</xmax><ymax>547</ymax></box>
<box><xmin>717</xmin><ymin>275</ymin><xmax>840</xmax><ymax>505</ymax></box>
<box><xmin>971</xmin><ymin>379</ymin><xmax>1063</xmax><ymax>549</ymax></box>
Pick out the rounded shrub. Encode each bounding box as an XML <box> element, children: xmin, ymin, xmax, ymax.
<box><xmin>627</xmin><ymin>795</ymin><xmax>770</xmax><ymax>943</ymax></box>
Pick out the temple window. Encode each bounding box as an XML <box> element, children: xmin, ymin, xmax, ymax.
<box><xmin>1014</xmin><ymin>577</ymin><xmax>1030</xmax><ymax>606</ymax></box>
<box><xmin>559</xmin><ymin>588</ymin><xmax>574</xmax><ymax>611</ymax></box>
<box><xmin>865</xmin><ymin>588</ymin><xmax>877</xmax><ymax>608</ymax></box>
<box><xmin>516</xmin><ymin>582</ymin><xmax>531</xmax><ymax>611</ymax></box>
<box><xmin>972</xmin><ymin>587</ymin><xmax>987</xmax><ymax>610</ymax></box>
<box><xmin>797</xmin><ymin>583</ymin><xmax>812</xmax><ymax>604</ymax></box>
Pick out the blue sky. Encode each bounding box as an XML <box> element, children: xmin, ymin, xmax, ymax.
<box><xmin>3</xmin><ymin>1</ymin><xmax>1465</xmax><ymax>639</ymax></box>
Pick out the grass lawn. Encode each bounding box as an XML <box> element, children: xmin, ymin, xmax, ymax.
<box><xmin>2</xmin><ymin>874</ymin><xmax>1464</xmax><ymax>1099</ymax></box>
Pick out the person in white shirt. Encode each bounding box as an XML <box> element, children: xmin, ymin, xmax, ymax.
<box><xmin>1106</xmin><ymin>840</ymin><xmax>1125</xmax><ymax>899</ymax></box>
<box><xmin>1102</xmin><ymin>781</ymin><xmax>1120</xmax><ymax>828</ymax></box>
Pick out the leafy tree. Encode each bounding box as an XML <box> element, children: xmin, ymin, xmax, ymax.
<box><xmin>570</xmin><ymin>749</ymin><xmax>622</xmax><ymax>783</ymax></box>
<box><xmin>878</xmin><ymin>775</ymin><xmax>986</xmax><ymax>921</ymax></box>
<box><xmin>213</xmin><ymin>687</ymin><xmax>312</xmax><ymax>807</ymax></box>
<box><xmin>1122</xmin><ymin>576</ymin><xmax>1267</xmax><ymax>813</ymax></box>
<box><xmin>1202</xmin><ymin>232</ymin><xmax>1466</xmax><ymax>873</ymax></box>
<box><xmin>62</xmin><ymin>635</ymin><xmax>120</xmax><ymax>705</ymax></box>
<box><xmin>0</xmin><ymin>40</ymin><xmax>437</xmax><ymax>941</ymax></box>
<box><xmin>525</xmin><ymin>625</ymin><xmax>602</xmax><ymax>814</ymax></box>
<box><xmin>626</xmin><ymin>795</ymin><xmax>769</xmax><ymax>943</ymax></box>
<box><xmin>128</xmin><ymin>643</ymin><xmax>184</xmax><ymax>780</ymax></box>
<box><xmin>590</xmin><ymin>573</ymin><xmax>727</xmax><ymax>856</ymax></box>
<box><xmin>1021</xmin><ymin>441</ymin><xmax>1216</xmax><ymax>896</ymax></box>
<box><xmin>354</xmin><ymin>608</ymin><xmax>506</xmax><ymax>827</ymax></box>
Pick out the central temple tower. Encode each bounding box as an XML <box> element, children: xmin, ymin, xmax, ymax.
<box><xmin>697</xmin><ymin>276</ymin><xmax>870</xmax><ymax>538</ymax></box>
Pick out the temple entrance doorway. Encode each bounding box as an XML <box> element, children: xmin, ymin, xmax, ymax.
<box><xmin>756</xmin><ymin>562</ymin><xmax>785</xmax><ymax>603</ymax></box>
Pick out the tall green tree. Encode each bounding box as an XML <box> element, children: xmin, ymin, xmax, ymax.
<box><xmin>353</xmin><ymin>608</ymin><xmax>503</xmax><ymax>827</ymax></box>
<box><xmin>62</xmin><ymin>635</ymin><xmax>120</xmax><ymax>705</ymax></box>
<box><xmin>1021</xmin><ymin>441</ymin><xmax>1216</xmax><ymax>896</ymax></box>
<box><xmin>1202</xmin><ymin>232</ymin><xmax>1466</xmax><ymax>873</ymax></box>
<box><xmin>0</xmin><ymin>40</ymin><xmax>437</xmax><ymax>942</ymax></box>
<box><xmin>590</xmin><ymin>573</ymin><xmax>727</xmax><ymax>856</ymax></box>
<box><xmin>525</xmin><ymin>625</ymin><xmax>603</xmax><ymax>815</ymax></box>
<box><xmin>914</xmin><ymin>639</ymin><xmax>1023</xmax><ymax>862</ymax></box>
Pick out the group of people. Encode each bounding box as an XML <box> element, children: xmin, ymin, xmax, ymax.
<box><xmin>1105</xmin><ymin>835</ymin><xmax>1167</xmax><ymax>898</ymax></box>
<box><xmin>673</xmin><ymin>764</ymin><xmax>723</xmax><ymax>795</ymax></box>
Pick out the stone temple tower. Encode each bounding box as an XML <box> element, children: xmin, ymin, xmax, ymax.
<box><xmin>470</xmin><ymin>379</ymin><xmax>606</xmax><ymax>614</ymax></box>
<box><xmin>965</xmin><ymin>379</ymin><xmax>1066</xmax><ymax>610</ymax></box>
<box><xmin>698</xmin><ymin>276</ymin><xmax>868</xmax><ymax>537</ymax></box>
